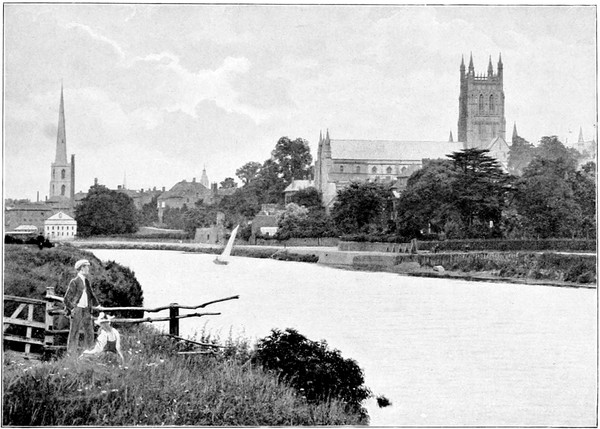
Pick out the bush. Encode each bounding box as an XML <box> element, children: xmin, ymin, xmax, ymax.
<box><xmin>3</xmin><ymin>325</ymin><xmax>364</xmax><ymax>426</ymax></box>
<box><xmin>252</xmin><ymin>328</ymin><xmax>371</xmax><ymax>423</ymax></box>
<box><xmin>3</xmin><ymin>245</ymin><xmax>144</xmax><ymax>317</ymax></box>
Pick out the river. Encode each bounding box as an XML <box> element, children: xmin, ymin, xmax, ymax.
<box><xmin>89</xmin><ymin>249</ymin><xmax>597</xmax><ymax>426</ymax></box>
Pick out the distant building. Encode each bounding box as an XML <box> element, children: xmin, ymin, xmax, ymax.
<box><xmin>314</xmin><ymin>131</ymin><xmax>464</xmax><ymax>209</ymax></box>
<box><xmin>5</xmin><ymin>203</ymin><xmax>54</xmax><ymax>232</ymax></box>
<box><xmin>157</xmin><ymin>178</ymin><xmax>213</xmax><ymax>223</ymax></box>
<box><xmin>44</xmin><ymin>211</ymin><xmax>77</xmax><ymax>241</ymax></box>
<box><xmin>314</xmin><ymin>54</ymin><xmax>511</xmax><ymax>209</ymax></box>
<box><xmin>565</xmin><ymin>127</ymin><xmax>597</xmax><ymax>167</ymax></box>
<box><xmin>251</xmin><ymin>204</ymin><xmax>283</xmax><ymax>237</ymax></box>
<box><xmin>283</xmin><ymin>179</ymin><xmax>314</xmax><ymax>204</ymax></box>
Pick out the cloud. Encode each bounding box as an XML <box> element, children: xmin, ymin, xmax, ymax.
<box><xmin>65</xmin><ymin>22</ymin><xmax>126</xmax><ymax>60</ymax></box>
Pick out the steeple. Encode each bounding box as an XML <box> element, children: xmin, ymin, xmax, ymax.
<box><xmin>578</xmin><ymin>126</ymin><xmax>584</xmax><ymax>143</ymax></box>
<box><xmin>512</xmin><ymin>122</ymin><xmax>518</xmax><ymax>142</ymax></box>
<box><xmin>200</xmin><ymin>165</ymin><xmax>209</xmax><ymax>188</ymax></box>
<box><xmin>487</xmin><ymin>55</ymin><xmax>494</xmax><ymax>76</ymax></box>
<box><xmin>460</xmin><ymin>55</ymin><xmax>465</xmax><ymax>72</ymax></box>
<box><xmin>55</xmin><ymin>84</ymin><xmax>67</xmax><ymax>164</ymax></box>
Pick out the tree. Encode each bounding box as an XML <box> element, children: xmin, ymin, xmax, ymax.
<box><xmin>138</xmin><ymin>195</ymin><xmax>159</xmax><ymax>226</ymax></box>
<box><xmin>271</xmin><ymin>137</ymin><xmax>313</xmax><ymax>183</ymax></box>
<box><xmin>447</xmin><ymin>148</ymin><xmax>511</xmax><ymax>238</ymax></box>
<box><xmin>289</xmin><ymin>187</ymin><xmax>323</xmax><ymax>209</ymax></box>
<box><xmin>275</xmin><ymin>203</ymin><xmax>310</xmax><ymax>240</ymax></box>
<box><xmin>252</xmin><ymin>328</ymin><xmax>370</xmax><ymax>422</ymax></box>
<box><xmin>75</xmin><ymin>184</ymin><xmax>139</xmax><ymax>237</ymax></box>
<box><xmin>508</xmin><ymin>136</ymin><xmax>535</xmax><ymax>176</ymax></box>
<box><xmin>513</xmin><ymin>157</ymin><xmax>582</xmax><ymax>238</ymax></box>
<box><xmin>331</xmin><ymin>181</ymin><xmax>393</xmax><ymax>234</ymax></box>
<box><xmin>219</xmin><ymin>177</ymin><xmax>237</xmax><ymax>189</ymax></box>
<box><xmin>236</xmin><ymin>161</ymin><xmax>262</xmax><ymax>185</ymax></box>
<box><xmin>535</xmin><ymin>135</ymin><xmax>579</xmax><ymax>167</ymax></box>
<box><xmin>182</xmin><ymin>202</ymin><xmax>218</xmax><ymax>236</ymax></box>
<box><xmin>395</xmin><ymin>159</ymin><xmax>456</xmax><ymax>238</ymax></box>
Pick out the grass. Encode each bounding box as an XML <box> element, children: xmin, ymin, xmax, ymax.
<box><xmin>3</xmin><ymin>325</ymin><xmax>366</xmax><ymax>426</ymax></box>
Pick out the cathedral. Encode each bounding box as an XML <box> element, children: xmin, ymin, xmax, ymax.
<box><xmin>313</xmin><ymin>54</ymin><xmax>510</xmax><ymax>209</ymax></box>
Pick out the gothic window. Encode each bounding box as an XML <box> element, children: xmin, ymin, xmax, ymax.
<box><xmin>340</xmin><ymin>165</ymin><xmax>344</xmax><ymax>173</ymax></box>
<box><xmin>386</xmin><ymin>166</ymin><xmax>392</xmax><ymax>174</ymax></box>
<box><xmin>61</xmin><ymin>185</ymin><xmax>66</xmax><ymax>196</ymax></box>
<box><xmin>478</xmin><ymin>94</ymin><xmax>484</xmax><ymax>114</ymax></box>
<box><xmin>61</xmin><ymin>169</ymin><xmax>66</xmax><ymax>179</ymax></box>
<box><xmin>372</xmin><ymin>166</ymin><xmax>377</xmax><ymax>174</ymax></box>
<box><xmin>489</xmin><ymin>94</ymin><xmax>494</xmax><ymax>113</ymax></box>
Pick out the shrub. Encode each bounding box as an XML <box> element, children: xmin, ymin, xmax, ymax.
<box><xmin>3</xmin><ymin>244</ymin><xmax>144</xmax><ymax>317</ymax></box>
<box><xmin>252</xmin><ymin>328</ymin><xmax>371</xmax><ymax>422</ymax></box>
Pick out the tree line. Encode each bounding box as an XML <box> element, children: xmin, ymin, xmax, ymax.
<box><xmin>75</xmin><ymin>135</ymin><xmax>596</xmax><ymax>241</ymax></box>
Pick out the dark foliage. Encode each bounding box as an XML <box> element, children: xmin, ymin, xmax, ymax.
<box><xmin>75</xmin><ymin>184</ymin><xmax>139</xmax><ymax>237</ymax></box>
<box><xmin>252</xmin><ymin>328</ymin><xmax>371</xmax><ymax>422</ymax></box>
<box><xmin>4</xmin><ymin>245</ymin><xmax>144</xmax><ymax>318</ymax></box>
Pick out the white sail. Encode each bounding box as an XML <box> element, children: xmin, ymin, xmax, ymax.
<box><xmin>215</xmin><ymin>225</ymin><xmax>239</xmax><ymax>264</ymax></box>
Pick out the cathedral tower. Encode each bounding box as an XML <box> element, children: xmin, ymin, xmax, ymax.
<box><xmin>49</xmin><ymin>85</ymin><xmax>73</xmax><ymax>201</ymax></box>
<box><xmin>458</xmin><ymin>54</ymin><xmax>506</xmax><ymax>148</ymax></box>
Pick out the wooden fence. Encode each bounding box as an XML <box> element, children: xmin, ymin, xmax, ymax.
<box><xmin>3</xmin><ymin>285</ymin><xmax>239</xmax><ymax>360</ymax></box>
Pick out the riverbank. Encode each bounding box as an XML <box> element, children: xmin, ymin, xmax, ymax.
<box><xmin>68</xmin><ymin>240</ymin><xmax>596</xmax><ymax>288</ymax></box>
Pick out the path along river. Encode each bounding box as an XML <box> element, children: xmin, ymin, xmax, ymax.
<box><xmin>89</xmin><ymin>249</ymin><xmax>597</xmax><ymax>426</ymax></box>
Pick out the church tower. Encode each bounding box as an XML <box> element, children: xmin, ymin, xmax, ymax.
<box><xmin>49</xmin><ymin>85</ymin><xmax>73</xmax><ymax>202</ymax></box>
<box><xmin>458</xmin><ymin>54</ymin><xmax>506</xmax><ymax>149</ymax></box>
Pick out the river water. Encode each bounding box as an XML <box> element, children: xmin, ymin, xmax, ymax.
<box><xmin>89</xmin><ymin>249</ymin><xmax>597</xmax><ymax>426</ymax></box>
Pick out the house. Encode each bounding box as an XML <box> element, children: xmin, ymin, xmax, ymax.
<box><xmin>44</xmin><ymin>211</ymin><xmax>77</xmax><ymax>241</ymax></box>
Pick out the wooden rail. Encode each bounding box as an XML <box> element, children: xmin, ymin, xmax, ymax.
<box><xmin>3</xmin><ymin>286</ymin><xmax>239</xmax><ymax>359</ymax></box>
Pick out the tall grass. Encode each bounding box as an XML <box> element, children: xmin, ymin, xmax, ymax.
<box><xmin>3</xmin><ymin>325</ymin><xmax>365</xmax><ymax>425</ymax></box>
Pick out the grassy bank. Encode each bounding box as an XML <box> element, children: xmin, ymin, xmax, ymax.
<box><xmin>3</xmin><ymin>325</ymin><xmax>364</xmax><ymax>425</ymax></box>
<box><xmin>3</xmin><ymin>244</ymin><xmax>366</xmax><ymax>425</ymax></box>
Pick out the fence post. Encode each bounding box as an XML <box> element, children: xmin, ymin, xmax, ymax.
<box><xmin>44</xmin><ymin>286</ymin><xmax>56</xmax><ymax>351</ymax></box>
<box><xmin>169</xmin><ymin>303</ymin><xmax>179</xmax><ymax>336</ymax></box>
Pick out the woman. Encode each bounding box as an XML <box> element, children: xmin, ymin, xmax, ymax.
<box><xmin>81</xmin><ymin>312</ymin><xmax>124</xmax><ymax>364</ymax></box>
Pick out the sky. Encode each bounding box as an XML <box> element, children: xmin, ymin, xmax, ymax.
<box><xmin>3</xmin><ymin>4</ymin><xmax>597</xmax><ymax>200</ymax></box>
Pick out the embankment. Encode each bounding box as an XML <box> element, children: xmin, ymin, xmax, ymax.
<box><xmin>319</xmin><ymin>249</ymin><xmax>596</xmax><ymax>288</ymax></box>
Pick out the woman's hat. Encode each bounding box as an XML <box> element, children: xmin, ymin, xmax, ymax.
<box><xmin>95</xmin><ymin>312</ymin><xmax>115</xmax><ymax>325</ymax></box>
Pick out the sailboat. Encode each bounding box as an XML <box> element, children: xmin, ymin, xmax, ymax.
<box><xmin>214</xmin><ymin>225</ymin><xmax>239</xmax><ymax>265</ymax></box>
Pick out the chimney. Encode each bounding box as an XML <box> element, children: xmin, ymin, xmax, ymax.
<box><xmin>70</xmin><ymin>154</ymin><xmax>75</xmax><ymax>203</ymax></box>
<box><xmin>94</xmin><ymin>177</ymin><xmax>98</xmax><ymax>185</ymax></box>
<box><xmin>117</xmin><ymin>185</ymin><xmax>122</xmax><ymax>190</ymax></box>
<box><xmin>193</xmin><ymin>177</ymin><xmax>196</xmax><ymax>183</ymax></box>
<box><xmin>37</xmin><ymin>191</ymin><xmax>39</xmax><ymax>202</ymax></box>
<box><xmin>153</xmin><ymin>187</ymin><xmax>156</xmax><ymax>191</ymax></box>
<box><xmin>162</xmin><ymin>187</ymin><xmax>165</xmax><ymax>192</ymax></box>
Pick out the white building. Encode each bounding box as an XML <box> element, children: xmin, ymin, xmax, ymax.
<box><xmin>44</xmin><ymin>211</ymin><xmax>77</xmax><ymax>241</ymax></box>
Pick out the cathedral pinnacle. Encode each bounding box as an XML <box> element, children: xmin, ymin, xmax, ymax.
<box><xmin>578</xmin><ymin>127</ymin><xmax>584</xmax><ymax>143</ymax></box>
<box><xmin>512</xmin><ymin>122</ymin><xmax>519</xmax><ymax>142</ymax></box>
<box><xmin>468</xmin><ymin>52</ymin><xmax>474</xmax><ymax>73</ymax></box>
<box><xmin>488</xmin><ymin>55</ymin><xmax>494</xmax><ymax>76</ymax></box>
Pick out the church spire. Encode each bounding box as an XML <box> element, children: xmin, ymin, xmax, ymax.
<box><xmin>200</xmin><ymin>165</ymin><xmax>209</xmax><ymax>188</ymax></box>
<box><xmin>55</xmin><ymin>84</ymin><xmax>67</xmax><ymax>164</ymax></box>
<box><xmin>488</xmin><ymin>55</ymin><xmax>494</xmax><ymax>76</ymax></box>
<box><xmin>512</xmin><ymin>122</ymin><xmax>518</xmax><ymax>142</ymax></box>
<box><xmin>578</xmin><ymin>126</ymin><xmax>584</xmax><ymax>143</ymax></box>
<box><xmin>468</xmin><ymin>52</ymin><xmax>474</xmax><ymax>74</ymax></box>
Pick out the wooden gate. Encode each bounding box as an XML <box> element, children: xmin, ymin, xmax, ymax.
<box><xmin>4</xmin><ymin>286</ymin><xmax>239</xmax><ymax>360</ymax></box>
